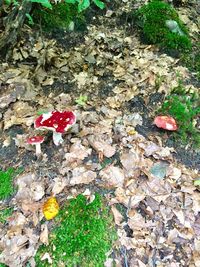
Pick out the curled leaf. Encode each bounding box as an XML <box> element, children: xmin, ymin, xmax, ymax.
<box><xmin>194</xmin><ymin>179</ymin><xmax>200</xmax><ymax>186</ymax></box>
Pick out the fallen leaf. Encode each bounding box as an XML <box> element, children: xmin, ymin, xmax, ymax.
<box><xmin>150</xmin><ymin>162</ymin><xmax>169</xmax><ymax>179</ymax></box>
<box><xmin>88</xmin><ymin>136</ymin><xmax>116</xmax><ymax>158</ymax></box>
<box><xmin>111</xmin><ymin>205</ymin><xmax>124</xmax><ymax>225</ymax></box>
<box><xmin>41</xmin><ymin>252</ymin><xmax>53</xmax><ymax>264</ymax></box>
<box><xmin>43</xmin><ymin>197</ymin><xmax>59</xmax><ymax>220</ymax></box>
<box><xmin>70</xmin><ymin>167</ymin><xmax>97</xmax><ymax>185</ymax></box>
<box><xmin>40</xmin><ymin>224</ymin><xmax>49</xmax><ymax>245</ymax></box>
<box><xmin>99</xmin><ymin>165</ymin><xmax>125</xmax><ymax>188</ymax></box>
<box><xmin>52</xmin><ymin>176</ymin><xmax>68</xmax><ymax>195</ymax></box>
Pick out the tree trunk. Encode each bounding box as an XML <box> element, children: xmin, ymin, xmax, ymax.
<box><xmin>0</xmin><ymin>0</ymin><xmax>32</xmax><ymax>57</ymax></box>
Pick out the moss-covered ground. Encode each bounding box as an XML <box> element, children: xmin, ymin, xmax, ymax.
<box><xmin>35</xmin><ymin>194</ymin><xmax>117</xmax><ymax>267</ymax></box>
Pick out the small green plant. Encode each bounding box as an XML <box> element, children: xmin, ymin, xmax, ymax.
<box><xmin>135</xmin><ymin>0</ymin><xmax>191</xmax><ymax>51</ymax></box>
<box><xmin>5</xmin><ymin>0</ymin><xmax>105</xmax><ymax>30</ymax></box>
<box><xmin>30</xmin><ymin>0</ymin><xmax>105</xmax><ymax>12</ymax></box>
<box><xmin>75</xmin><ymin>94</ymin><xmax>88</xmax><ymax>106</ymax></box>
<box><xmin>159</xmin><ymin>84</ymin><xmax>200</xmax><ymax>147</ymax></box>
<box><xmin>35</xmin><ymin>194</ymin><xmax>116</xmax><ymax>267</ymax></box>
<box><xmin>0</xmin><ymin>168</ymin><xmax>20</xmax><ymax>201</ymax></box>
<box><xmin>0</xmin><ymin>207</ymin><xmax>13</xmax><ymax>224</ymax></box>
<box><xmin>32</xmin><ymin>2</ymin><xmax>84</xmax><ymax>30</ymax></box>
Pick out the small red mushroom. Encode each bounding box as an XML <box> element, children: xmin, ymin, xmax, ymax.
<box><xmin>153</xmin><ymin>115</ymin><xmax>178</xmax><ymax>131</ymax></box>
<box><xmin>34</xmin><ymin>111</ymin><xmax>76</xmax><ymax>146</ymax></box>
<box><xmin>27</xmin><ymin>136</ymin><xmax>45</xmax><ymax>155</ymax></box>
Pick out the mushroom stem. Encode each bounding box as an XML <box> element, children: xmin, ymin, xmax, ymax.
<box><xmin>52</xmin><ymin>132</ymin><xmax>63</xmax><ymax>146</ymax></box>
<box><xmin>35</xmin><ymin>143</ymin><xmax>42</xmax><ymax>155</ymax></box>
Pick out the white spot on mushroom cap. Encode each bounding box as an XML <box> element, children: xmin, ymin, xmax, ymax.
<box><xmin>165</xmin><ymin>123</ymin><xmax>174</xmax><ymax>130</ymax></box>
<box><xmin>27</xmin><ymin>136</ymin><xmax>45</xmax><ymax>144</ymax></box>
<box><xmin>41</xmin><ymin>112</ymin><xmax>53</xmax><ymax>124</ymax></box>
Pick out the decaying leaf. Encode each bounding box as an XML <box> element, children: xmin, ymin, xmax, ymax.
<box><xmin>99</xmin><ymin>165</ymin><xmax>125</xmax><ymax>188</ymax></box>
<box><xmin>111</xmin><ymin>205</ymin><xmax>124</xmax><ymax>225</ymax></box>
<box><xmin>88</xmin><ymin>135</ymin><xmax>116</xmax><ymax>158</ymax></box>
<box><xmin>40</xmin><ymin>224</ymin><xmax>49</xmax><ymax>245</ymax></box>
<box><xmin>15</xmin><ymin>173</ymin><xmax>45</xmax><ymax>203</ymax></box>
<box><xmin>70</xmin><ymin>167</ymin><xmax>97</xmax><ymax>185</ymax></box>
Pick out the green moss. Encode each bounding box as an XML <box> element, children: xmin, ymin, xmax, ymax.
<box><xmin>0</xmin><ymin>207</ymin><xmax>13</xmax><ymax>224</ymax></box>
<box><xmin>0</xmin><ymin>168</ymin><xmax>18</xmax><ymax>200</ymax></box>
<box><xmin>159</xmin><ymin>83</ymin><xmax>200</xmax><ymax>147</ymax></box>
<box><xmin>135</xmin><ymin>0</ymin><xmax>191</xmax><ymax>51</ymax></box>
<box><xmin>32</xmin><ymin>2</ymin><xmax>85</xmax><ymax>31</ymax></box>
<box><xmin>35</xmin><ymin>194</ymin><xmax>117</xmax><ymax>267</ymax></box>
<box><xmin>181</xmin><ymin>44</ymin><xmax>200</xmax><ymax>80</ymax></box>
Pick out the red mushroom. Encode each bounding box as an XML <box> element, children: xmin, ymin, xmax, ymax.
<box><xmin>153</xmin><ymin>115</ymin><xmax>178</xmax><ymax>131</ymax></box>
<box><xmin>27</xmin><ymin>136</ymin><xmax>45</xmax><ymax>155</ymax></box>
<box><xmin>34</xmin><ymin>111</ymin><xmax>76</xmax><ymax>146</ymax></box>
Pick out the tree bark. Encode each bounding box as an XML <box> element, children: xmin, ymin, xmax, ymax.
<box><xmin>0</xmin><ymin>0</ymin><xmax>32</xmax><ymax>57</ymax></box>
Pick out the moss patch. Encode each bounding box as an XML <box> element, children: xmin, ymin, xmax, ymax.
<box><xmin>158</xmin><ymin>83</ymin><xmax>200</xmax><ymax>147</ymax></box>
<box><xmin>35</xmin><ymin>194</ymin><xmax>117</xmax><ymax>267</ymax></box>
<box><xmin>181</xmin><ymin>41</ymin><xmax>200</xmax><ymax>80</ymax></box>
<box><xmin>135</xmin><ymin>0</ymin><xmax>191</xmax><ymax>51</ymax></box>
<box><xmin>32</xmin><ymin>2</ymin><xmax>85</xmax><ymax>31</ymax></box>
<box><xmin>0</xmin><ymin>207</ymin><xmax>13</xmax><ymax>224</ymax></box>
<box><xmin>0</xmin><ymin>168</ymin><xmax>20</xmax><ymax>201</ymax></box>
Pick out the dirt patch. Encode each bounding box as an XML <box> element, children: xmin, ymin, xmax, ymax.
<box><xmin>126</xmin><ymin>93</ymin><xmax>200</xmax><ymax>171</ymax></box>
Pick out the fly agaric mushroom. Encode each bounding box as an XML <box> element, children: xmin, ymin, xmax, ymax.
<box><xmin>153</xmin><ymin>115</ymin><xmax>178</xmax><ymax>131</ymax></box>
<box><xmin>34</xmin><ymin>111</ymin><xmax>76</xmax><ymax>146</ymax></box>
<box><xmin>27</xmin><ymin>136</ymin><xmax>45</xmax><ymax>155</ymax></box>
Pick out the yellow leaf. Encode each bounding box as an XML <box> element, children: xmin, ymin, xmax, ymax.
<box><xmin>43</xmin><ymin>197</ymin><xmax>59</xmax><ymax>220</ymax></box>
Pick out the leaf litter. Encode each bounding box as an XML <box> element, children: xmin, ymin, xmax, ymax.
<box><xmin>0</xmin><ymin>0</ymin><xmax>200</xmax><ymax>266</ymax></box>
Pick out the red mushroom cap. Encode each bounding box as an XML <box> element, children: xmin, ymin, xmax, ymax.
<box><xmin>34</xmin><ymin>111</ymin><xmax>76</xmax><ymax>133</ymax></box>
<box><xmin>27</xmin><ymin>136</ymin><xmax>45</xmax><ymax>144</ymax></box>
<box><xmin>153</xmin><ymin>116</ymin><xmax>178</xmax><ymax>131</ymax></box>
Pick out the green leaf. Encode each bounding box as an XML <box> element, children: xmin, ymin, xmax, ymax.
<box><xmin>75</xmin><ymin>95</ymin><xmax>88</xmax><ymax>106</ymax></box>
<box><xmin>92</xmin><ymin>0</ymin><xmax>105</xmax><ymax>9</ymax></box>
<box><xmin>194</xmin><ymin>179</ymin><xmax>200</xmax><ymax>186</ymax></box>
<box><xmin>26</xmin><ymin>13</ymin><xmax>34</xmax><ymax>25</ymax></box>
<box><xmin>37</xmin><ymin>110</ymin><xmax>49</xmax><ymax>115</ymax></box>
<box><xmin>65</xmin><ymin>0</ymin><xmax>77</xmax><ymax>3</ymax></box>
<box><xmin>30</xmin><ymin>0</ymin><xmax>52</xmax><ymax>9</ymax></box>
<box><xmin>5</xmin><ymin>0</ymin><xmax>11</xmax><ymax>5</ymax></box>
<box><xmin>78</xmin><ymin>0</ymin><xmax>90</xmax><ymax>12</ymax></box>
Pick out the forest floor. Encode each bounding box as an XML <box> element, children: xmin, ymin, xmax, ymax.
<box><xmin>0</xmin><ymin>0</ymin><xmax>200</xmax><ymax>266</ymax></box>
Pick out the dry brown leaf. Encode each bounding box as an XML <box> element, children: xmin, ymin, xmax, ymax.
<box><xmin>15</xmin><ymin>173</ymin><xmax>45</xmax><ymax>203</ymax></box>
<box><xmin>52</xmin><ymin>176</ymin><xmax>68</xmax><ymax>195</ymax></box>
<box><xmin>0</xmin><ymin>230</ymin><xmax>39</xmax><ymax>267</ymax></box>
<box><xmin>111</xmin><ymin>205</ymin><xmax>124</xmax><ymax>225</ymax></box>
<box><xmin>64</xmin><ymin>140</ymin><xmax>92</xmax><ymax>164</ymax></box>
<box><xmin>70</xmin><ymin>167</ymin><xmax>97</xmax><ymax>185</ymax></box>
<box><xmin>120</xmin><ymin>151</ymin><xmax>140</xmax><ymax>177</ymax></box>
<box><xmin>41</xmin><ymin>252</ymin><xmax>53</xmax><ymax>264</ymax></box>
<box><xmin>88</xmin><ymin>136</ymin><xmax>116</xmax><ymax>158</ymax></box>
<box><xmin>40</xmin><ymin>224</ymin><xmax>49</xmax><ymax>245</ymax></box>
<box><xmin>99</xmin><ymin>166</ymin><xmax>125</xmax><ymax>188</ymax></box>
<box><xmin>73</xmin><ymin>72</ymin><xmax>88</xmax><ymax>88</ymax></box>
